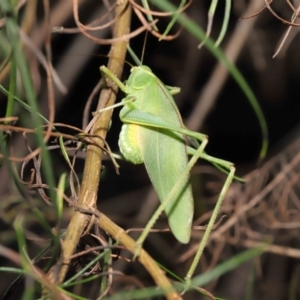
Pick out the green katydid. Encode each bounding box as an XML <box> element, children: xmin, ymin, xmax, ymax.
<box><xmin>99</xmin><ymin>64</ymin><xmax>202</xmax><ymax>243</ymax></box>
<box><xmin>96</xmin><ymin>60</ymin><xmax>236</xmax><ymax>272</ymax></box>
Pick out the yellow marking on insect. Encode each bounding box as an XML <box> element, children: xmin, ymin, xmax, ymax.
<box><xmin>119</xmin><ymin>124</ymin><xmax>143</xmax><ymax>164</ymax></box>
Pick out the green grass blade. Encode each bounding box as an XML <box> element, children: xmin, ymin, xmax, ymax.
<box><xmin>189</xmin><ymin>247</ymin><xmax>263</xmax><ymax>288</ymax></box>
<box><xmin>0</xmin><ymin>84</ymin><xmax>51</xmax><ymax>125</ymax></box>
<box><xmin>103</xmin><ymin>247</ymin><xmax>262</xmax><ymax>299</ymax></box>
<box><xmin>0</xmin><ymin>267</ymin><xmax>25</xmax><ymax>274</ymax></box>
<box><xmin>62</xmin><ymin>247</ymin><xmax>112</xmax><ymax>286</ymax></box>
<box><xmin>159</xmin><ymin>0</ymin><xmax>185</xmax><ymax>39</ymax></box>
<box><xmin>127</xmin><ymin>44</ymin><xmax>142</xmax><ymax>66</ymax></box>
<box><xmin>215</xmin><ymin>0</ymin><xmax>231</xmax><ymax>47</ymax></box>
<box><xmin>141</xmin><ymin>0</ymin><xmax>158</xmax><ymax>31</ymax></box>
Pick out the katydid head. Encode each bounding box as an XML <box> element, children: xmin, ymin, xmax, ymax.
<box><xmin>126</xmin><ymin>45</ymin><xmax>156</xmax><ymax>89</ymax></box>
<box><xmin>126</xmin><ymin>66</ymin><xmax>155</xmax><ymax>89</ymax></box>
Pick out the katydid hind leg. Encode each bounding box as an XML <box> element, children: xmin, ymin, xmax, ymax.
<box><xmin>184</xmin><ymin>163</ymin><xmax>235</xmax><ymax>288</ymax></box>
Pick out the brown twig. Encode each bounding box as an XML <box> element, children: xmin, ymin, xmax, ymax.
<box><xmin>95</xmin><ymin>211</ymin><xmax>181</xmax><ymax>299</ymax></box>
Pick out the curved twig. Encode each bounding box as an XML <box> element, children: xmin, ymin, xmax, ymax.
<box><xmin>73</xmin><ymin>0</ymin><xmax>157</xmax><ymax>44</ymax></box>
